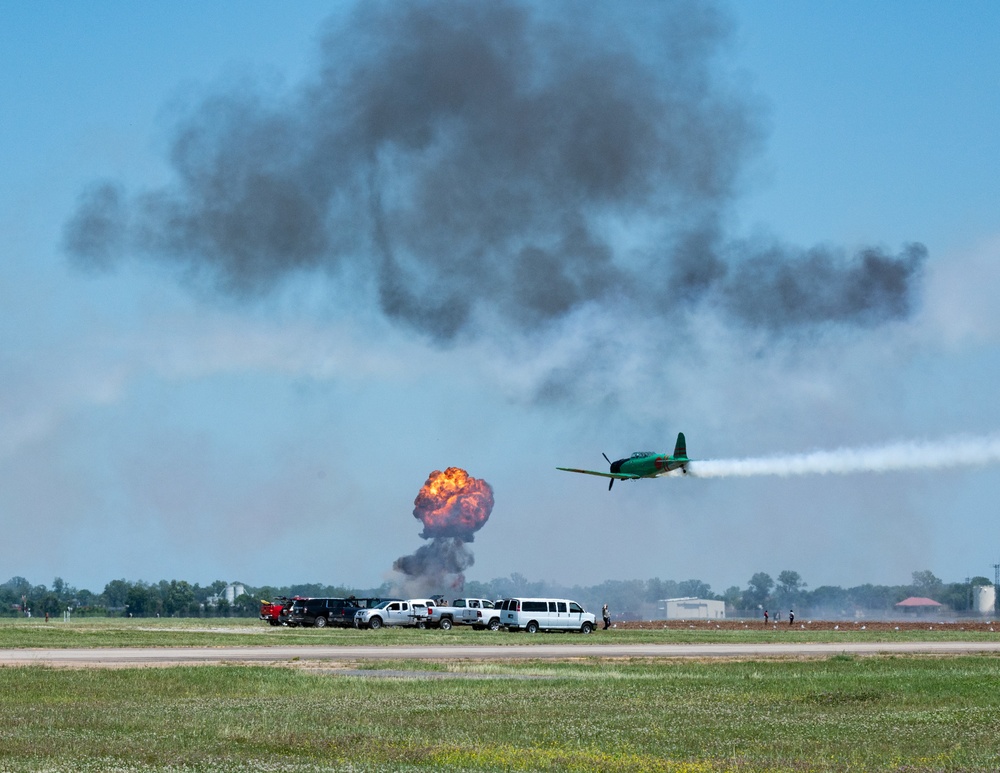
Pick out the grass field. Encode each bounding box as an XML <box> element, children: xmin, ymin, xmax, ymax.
<box><xmin>1</xmin><ymin>619</ymin><xmax>998</xmax><ymax>771</ymax></box>
<box><xmin>0</xmin><ymin>655</ymin><xmax>998</xmax><ymax>771</ymax></box>
<box><xmin>1</xmin><ymin>617</ymin><xmax>998</xmax><ymax>648</ymax></box>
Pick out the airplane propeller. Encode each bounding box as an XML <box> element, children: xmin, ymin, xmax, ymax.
<box><xmin>602</xmin><ymin>453</ymin><xmax>614</xmax><ymax>490</ymax></box>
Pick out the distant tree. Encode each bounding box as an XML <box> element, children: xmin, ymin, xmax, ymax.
<box><xmin>721</xmin><ymin>586</ymin><xmax>742</xmax><ymax>610</ymax></box>
<box><xmin>507</xmin><ymin>573</ymin><xmax>530</xmax><ymax>595</ymax></box>
<box><xmin>743</xmin><ymin>573</ymin><xmax>774</xmax><ymax>610</ymax></box>
<box><xmin>910</xmin><ymin>570</ymin><xmax>943</xmax><ymax>596</ymax></box>
<box><xmin>162</xmin><ymin>581</ymin><xmax>195</xmax><ymax>617</ymax></box>
<box><xmin>38</xmin><ymin>593</ymin><xmax>61</xmax><ymax>616</ymax></box>
<box><xmin>591</xmin><ymin>579</ymin><xmax>647</xmax><ymax>618</ymax></box>
<box><xmin>125</xmin><ymin>582</ymin><xmax>157</xmax><ymax>617</ymax></box>
<box><xmin>646</xmin><ymin>578</ymin><xmax>680</xmax><ymax>602</ymax></box>
<box><xmin>776</xmin><ymin>571</ymin><xmax>805</xmax><ymax>596</ymax></box>
<box><xmin>848</xmin><ymin>583</ymin><xmax>899</xmax><ymax>611</ymax></box>
<box><xmin>939</xmin><ymin>582</ymin><xmax>970</xmax><ymax>611</ymax></box>
<box><xmin>2</xmin><ymin>577</ymin><xmax>31</xmax><ymax>596</ymax></box>
<box><xmin>677</xmin><ymin>579</ymin><xmax>713</xmax><ymax>599</ymax></box>
<box><xmin>103</xmin><ymin>579</ymin><xmax>130</xmax><ymax>609</ymax></box>
<box><xmin>773</xmin><ymin>570</ymin><xmax>807</xmax><ymax>610</ymax></box>
<box><xmin>233</xmin><ymin>593</ymin><xmax>258</xmax><ymax>616</ymax></box>
<box><xmin>460</xmin><ymin>580</ymin><xmax>493</xmax><ymax>600</ymax></box>
<box><xmin>808</xmin><ymin>585</ymin><xmax>850</xmax><ymax>616</ymax></box>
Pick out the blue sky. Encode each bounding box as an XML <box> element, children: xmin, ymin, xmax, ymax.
<box><xmin>3</xmin><ymin>1</ymin><xmax>1000</xmax><ymax>596</ymax></box>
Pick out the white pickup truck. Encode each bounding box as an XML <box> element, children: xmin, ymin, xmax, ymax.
<box><xmin>354</xmin><ymin>598</ymin><xmax>436</xmax><ymax>629</ymax></box>
<box><xmin>429</xmin><ymin>598</ymin><xmax>502</xmax><ymax>631</ymax></box>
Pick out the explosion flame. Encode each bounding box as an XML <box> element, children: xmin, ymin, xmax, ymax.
<box><xmin>412</xmin><ymin>467</ymin><xmax>494</xmax><ymax>540</ymax></box>
<box><xmin>392</xmin><ymin>467</ymin><xmax>494</xmax><ymax>596</ymax></box>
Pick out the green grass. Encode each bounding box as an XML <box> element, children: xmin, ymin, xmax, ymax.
<box><xmin>0</xmin><ymin>656</ymin><xmax>999</xmax><ymax>771</ymax></box>
<box><xmin>0</xmin><ymin>617</ymin><xmax>998</xmax><ymax>648</ymax></box>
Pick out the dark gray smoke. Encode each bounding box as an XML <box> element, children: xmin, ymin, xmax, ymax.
<box><xmin>64</xmin><ymin>0</ymin><xmax>925</xmax><ymax>341</ymax></box>
<box><xmin>393</xmin><ymin>537</ymin><xmax>474</xmax><ymax>596</ymax></box>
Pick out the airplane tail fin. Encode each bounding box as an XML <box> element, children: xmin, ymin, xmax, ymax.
<box><xmin>673</xmin><ymin>432</ymin><xmax>687</xmax><ymax>460</ymax></box>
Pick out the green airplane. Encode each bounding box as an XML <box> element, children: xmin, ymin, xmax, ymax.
<box><xmin>558</xmin><ymin>433</ymin><xmax>690</xmax><ymax>490</ymax></box>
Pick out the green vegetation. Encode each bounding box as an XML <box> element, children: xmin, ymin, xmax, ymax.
<box><xmin>0</xmin><ymin>617</ymin><xmax>998</xmax><ymax>649</ymax></box>
<box><xmin>0</xmin><ymin>655</ymin><xmax>998</xmax><ymax>771</ymax></box>
<box><xmin>4</xmin><ymin>567</ymin><xmax>996</xmax><ymax>621</ymax></box>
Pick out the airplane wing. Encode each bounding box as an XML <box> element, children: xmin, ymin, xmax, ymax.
<box><xmin>556</xmin><ymin>467</ymin><xmax>641</xmax><ymax>480</ymax></box>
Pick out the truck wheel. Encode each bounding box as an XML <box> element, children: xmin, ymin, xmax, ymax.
<box><xmin>313</xmin><ymin>615</ymin><xmax>327</xmax><ymax>628</ymax></box>
<box><xmin>526</xmin><ymin>621</ymin><xmax>539</xmax><ymax>634</ymax></box>
<box><xmin>439</xmin><ymin>618</ymin><xmax>453</xmax><ymax>631</ymax></box>
<box><xmin>368</xmin><ymin>616</ymin><xmax>383</xmax><ymax>630</ymax></box>
<box><xmin>580</xmin><ymin>621</ymin><xmax>593</xmax><ymax>634</ymax></box>
<box><xmin>487</xmin><ymin>618</ymin><xmax>501</xmax><ymax>631</ymax></box>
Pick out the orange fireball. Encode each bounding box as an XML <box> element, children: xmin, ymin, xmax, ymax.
<box><xmin>413</xmin><ymin>467</ymin><xmax>494</xmax><ymax>540</ymax></box>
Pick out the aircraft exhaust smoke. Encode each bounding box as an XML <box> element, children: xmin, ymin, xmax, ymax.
<box><xmin>689</xmin><ymin>435</ymin><xmax>1000</xmax><ymax>478</ymax></box>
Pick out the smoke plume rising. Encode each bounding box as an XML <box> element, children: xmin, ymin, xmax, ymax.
<box><xmin>64</xmin><ymin>0</ymin><xmax>926</xmax><ymax>355</ymax></box>
<box><xmin>393</xmin><ymin>467</ymin><xmax>494</xmax><ymax>596</ymax></box>
<box><xmin>689</xmin><ymin>435</ymin><xmax>1000</xmax><ymax>478</ymax></box>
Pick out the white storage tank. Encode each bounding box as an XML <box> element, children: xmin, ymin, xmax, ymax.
<box><xmin>974</xmin><ymin>584</ymin><xmax>996</xmax><ymax>615</ymax></box>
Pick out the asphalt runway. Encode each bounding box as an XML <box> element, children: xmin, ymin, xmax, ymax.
<box><xmin>2</xmin><ymin>640</ymin><xmax>999</xmax><ymax>667</ymax></box>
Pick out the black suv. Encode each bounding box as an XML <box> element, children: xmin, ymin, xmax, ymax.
<box><xmin>287</xmin><ymin>598</ymin><xmax>333</xmax><ymax>628</ymax></box>
<box><xmin>288</xmin><ymin>597</ymin><xmax>368</xmax><ymax>628</ymax></box>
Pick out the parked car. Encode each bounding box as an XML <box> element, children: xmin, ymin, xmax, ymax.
<box><xmin>286</xmin><ymin>597</ymin><xmax>362</xmax><ymax>628</ymax></box>
<box><xmin>427</xmin><ymin>598</ymin><xmax>502</xmax><ymax>630</ymax></box>
<box><xmin>499</xmin><ymin>598</ymin><xmax>596</xmax><ymax>634</ymax></box>
<box><xmin>354</xmin><ymin>598</ymin><xmax>436</xmax><ymax>629</ymax></box>
<box><xmin>258</xmin><ymin>596</ymin><xmax>300</xmax><ymax>626</ymax></box>
<box><xmin>327</xmin><ymin>597</ymin><xmax>381</xmax><ymax>627</ymax></box>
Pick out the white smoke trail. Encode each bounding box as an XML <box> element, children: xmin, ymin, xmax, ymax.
<box><xmin>689</xmin><ymin>434</ymin><xmax>1000</xmax><ymax>478</ymax></box>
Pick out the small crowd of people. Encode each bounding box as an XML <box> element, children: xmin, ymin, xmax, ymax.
<box><xmin>763</xmin><ymin>609</ymin><xmax>794</xmax><ymax>625</ymax></box>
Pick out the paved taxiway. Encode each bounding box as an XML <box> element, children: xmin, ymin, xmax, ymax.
<box><xmin>1</xmin><ymin>641</ymin><xmax>999</xmax><ymax>666</ymax></box>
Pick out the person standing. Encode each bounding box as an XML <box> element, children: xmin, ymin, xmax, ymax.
<box><xmin>789</xmin><ymin>609</ymin><xmax>795</xmax><ymax>625</ymax></box>
<box><xmin>602</xmin><ymin>603</ymin><xmax>611</xmax><ymax>630</ymax></box>
<box><xmin>763</xmin><ymin>609</ymin><xmax>768</xmax><ymax>625</ymax></box>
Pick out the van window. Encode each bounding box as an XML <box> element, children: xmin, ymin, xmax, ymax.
<box><xmin>569</xmin><ymin>602</ymin><xmax>583</xmax><ymax>614</ymax></box>
<box><xmin>548</xmin><ymin>602</ymin><xmax>557</xmax><ymax>612</ymax></box>
<box><xmin>557</xmin><ymin>602</ymin><xmax>567</xmax><ymax>613</ymax></box>
<box><xmin>523</xmin><ymin>601</ymin><xmax>547</xmax><ymax>613</ymax></box>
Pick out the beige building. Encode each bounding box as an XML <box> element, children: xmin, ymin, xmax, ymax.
<box><xmin>661</xmin><ymin>597</ymin><xmax>726</xmax><ymax>620</ymax></box>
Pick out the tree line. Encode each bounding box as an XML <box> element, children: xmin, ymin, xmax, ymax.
<box><xmin>0</xmin><ymin>570</ymin><xmax>993</xmax><ymax>619</ymax></box>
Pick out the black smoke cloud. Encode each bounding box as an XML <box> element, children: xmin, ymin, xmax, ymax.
<box><xmin>392</xmin><ymin>537</ymin><xmax>474</xmax><ymax>595</ymax></box>
<box><xmin>64</xmin><ymin>0</ymin><xmax>924</xmax><ymax>341</ymax></box>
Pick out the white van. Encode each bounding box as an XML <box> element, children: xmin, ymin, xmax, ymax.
<box><xmin>499</xmin><ymin>598</ymin><xmax>596</xmax><ymax>634</ymax></box>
